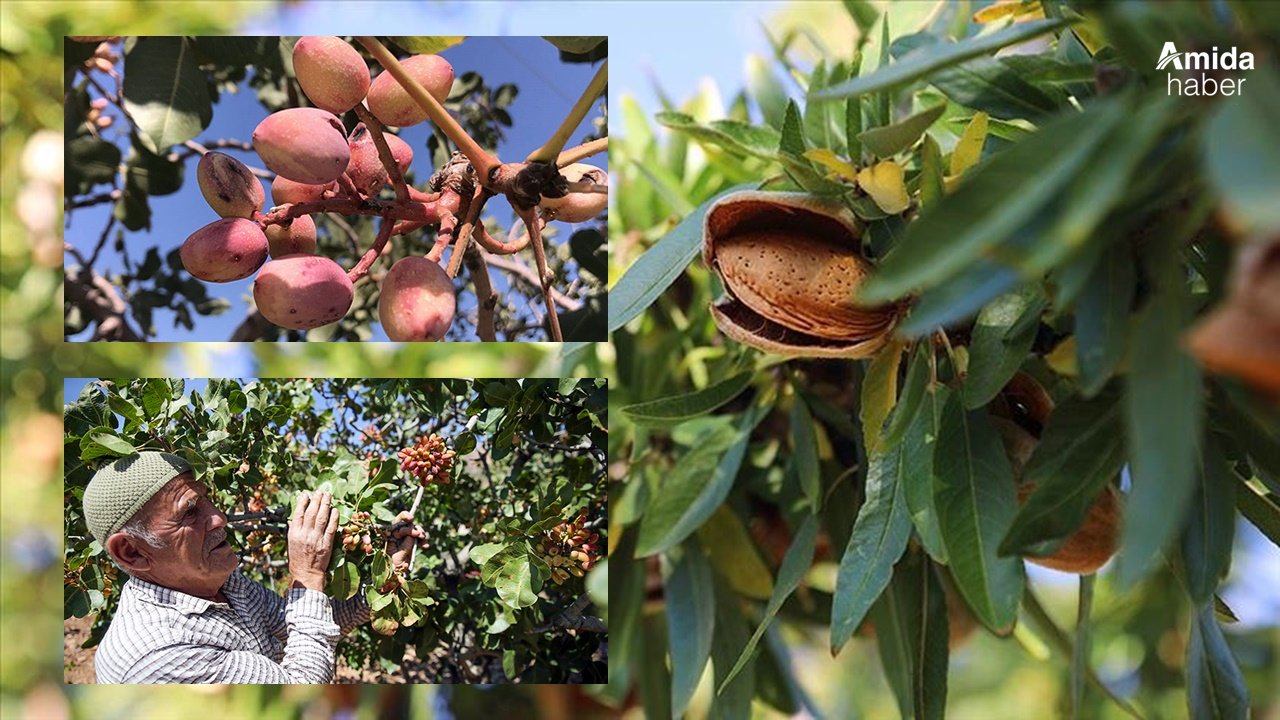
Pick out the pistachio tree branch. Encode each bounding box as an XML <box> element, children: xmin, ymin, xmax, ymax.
<box><xmin>557</xmin><ymin>137</ymin><xmax>608</xmax><ymax>167</ymax></box>
<box><xmin>463</xmin><ymin>244</ymin><xmax>498</xmax><ymax>341</ymax></box>
<box><xmin>513</xmin><ymin>204</ymin><xmax>562</xmax><ymax>341</ymax></box>
<box><xmin>64</xmin><ymin>267</ymin><xmax>142</xmax><ymax>341</ymax></box>
<box><xmin>347</xmin><ymin>213</ymin><xmax>396</xmax><ymax>284</ymax></box>
<box><xmin>446</xmin><ymin>185</ymin><xmax>491</xmax><ymax>279</ymax></box>
<box><xmin>482</xmin><ymin>253</ymin><xmax>582</xmax><ymax>312</ymax></box>
<box><xmin>527</xmin><ymin>59</ymin><xmax>609</xmax><ymax>164</ymax></box>
<box><xmin>356</xmin><ymin>36</ymin><xmax>500</xmax><ymax>181</ymax></box>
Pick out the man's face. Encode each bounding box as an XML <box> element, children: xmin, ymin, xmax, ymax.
<box><xmin>132</xmin><ymin>473</ymin><xmax>238</xmax><ymax>595</ymax></box>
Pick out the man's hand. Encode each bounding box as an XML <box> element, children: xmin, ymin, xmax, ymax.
<box><xmin>288</xmin><ymin>490</ymin><xmax>338</xmax><ymax>592</ymax></box>
<box><xmin>385</xmin><ymin>511</ymin><xmax>426</xmax><ymax>572</ymax></box>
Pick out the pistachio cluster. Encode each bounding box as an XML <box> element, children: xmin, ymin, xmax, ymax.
<box><xmin>339</xmin><ymin>510</ymin><xmax>376</xmax><ymax>554</ymax></box>
<box><xmin>537</xmin><ymin>513</ymin><xmax>600</xmax><ymax>585</ymax></box>
<box><xmin>396</xmin><ymin>433</ymin><xmax>456</xmax><ymax>485</ymax></box>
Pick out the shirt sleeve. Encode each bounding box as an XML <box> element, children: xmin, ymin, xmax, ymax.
<box><xmin>333</xmin><ymin>589</ymin><xmax>371</xmax><ymax>635</ymax></box>
<box><xmin>122</xmin><ymin>587</ymin><xmax>341</xmax><ymax>684</ymax></box>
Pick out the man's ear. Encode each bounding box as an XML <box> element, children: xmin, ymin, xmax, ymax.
<box><xmin>106</xmin><ymin>532</ymin><xmax>152</xmax><ymax>574</ymax></box>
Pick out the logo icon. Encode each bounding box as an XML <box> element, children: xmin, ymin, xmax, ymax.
<box><xmin>1156</xmin><ymin>42</ymin><xmax>1184</xmax><ymax>70</ymax></box>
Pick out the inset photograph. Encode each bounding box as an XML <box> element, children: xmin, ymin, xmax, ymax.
<box><xmin>64</xmin><ymin>377</ymin><xmax>607</xmax><ymax>683</ymax></box>
<box><xmin>63</xmin><ymin>36</ymin><xmax>607</xmax><ymax>342</ymax></box>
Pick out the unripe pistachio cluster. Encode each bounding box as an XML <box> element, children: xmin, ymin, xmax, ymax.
<box><xmin>538</xmin><ymin>513</ymin><xmax>600</xmax><ymax>585</ymax></box>
<box><xmin>339</xmin><ymin>510</ymin><xmax>378</xmax><ymax>554</ymax></box>
<box><xmin>397</xmin><ymin>433</ymin><xmax>456</xmax><ymax>485</ymax></box>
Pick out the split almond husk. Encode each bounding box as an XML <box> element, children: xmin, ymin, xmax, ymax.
<box><xmin>703</xmin><ymin>191</ymin><xmax>903</xmax><ymax>358</ymax></box>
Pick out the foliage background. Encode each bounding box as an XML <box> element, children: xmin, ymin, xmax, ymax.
<box><xmin>607</xmin><ymin>1</ymin><xmax>1279</xmax><ymax>719</ymax></box>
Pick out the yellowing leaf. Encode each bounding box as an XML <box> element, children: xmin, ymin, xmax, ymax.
<box><xmin>803</xmin><ymin>148</ymin><xmax>859</xmax><ymax>182</ymax></box>
<box><xmin>973</xmin><ymin>0</ymin><xmax>1045</xmax><ymax>23</ymax></box>
<box><xmin>861</xmin><ymin>339</ymin><xmax>905</xmax><ymax>456</ymax></box>
<box><xmin>1045</xmin><ymin>337</ymin><xmax>1079</xmax><ymax>377</ymax></box>
<box><xmin>857</xmin><ymin>161</ymin><xmax>910</xmax><ymax>214</ymax></box>
<box><xmin>696</xmin><ymin>506</ymin><xmax>774</xmax><ymax>600</ymax></box>
<box><xmin>950</xmin><ymin>112</ymin><xmax>989</xmax><ymax>178</ymax></box>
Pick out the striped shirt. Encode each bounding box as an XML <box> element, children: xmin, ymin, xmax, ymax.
<box><xmin>94</xmin><ymin>570</ymin><xmax>370</xmax><ymax>683</ymax></box>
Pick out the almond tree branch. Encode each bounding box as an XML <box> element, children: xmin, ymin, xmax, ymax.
<box><xmin>527</xmin><ymin>59</ymin><xmax>609</xmax><ymax>164</ymax></box>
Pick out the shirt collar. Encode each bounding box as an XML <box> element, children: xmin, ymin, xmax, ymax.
<box><xmin>125</xmin><ymin>570</ymin><xmax>245</xmax><ymax>616</ymax></box>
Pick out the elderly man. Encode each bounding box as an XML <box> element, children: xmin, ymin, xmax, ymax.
<box><xmin>83</xmin><ymin>451</ymin><xmax>421</xmax><ymax>683</ymax></box>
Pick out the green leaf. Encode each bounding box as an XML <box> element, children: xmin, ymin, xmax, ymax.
<box><xmin>697</xmin><ymin>506</ymin><xmax>774</xmax><ymax>600</ymax></box>
<box><xmin>903</xmin><ymin>385</ymin><xmax>949</xmax><ymax>564</ymax></box>
<box><xmin>608</xmin><ymin>184</ymin><xmax>753</xmax><ymax>333</ymax></box>
<box><xmin>65</xmin><ymin>136</ymin><xmax>122</xmax><ymax>195</ymax></box>
<box><xmin>389</xmin><ymin>36</ymin><xmax>466</xmax><ymax>54</ymax></box>
<box><xmin>1235</xmin><ymin>479</ymin><xmax>1280</xmax><ymax>550</ymax></box>
<box><xmin>815</xmin><ymin>19</ymin><xmax>1067</xmax><ymax>100</ymax></box>
<box><xmin>842</xmin><ymin>0</ymin><xmax>880</xmax><ymax>37</ymax></box>
<box><xmin>962</xmin><ymin>285</ymin><xmax>1044</xmax><ymax>409</ymax></box>
<box><xmin>636</xmin><ymin>422</ymin><xmax>739</xmax><ymax>556</ymax></box>
<box><xmin>1118</xmin><ymin>253</ymin><xmax>1203</xmax><ymax>588</ymax></box>
<box><xmin>719</xmin><ymin>515</ymin><xmax>819</xmax><ymax>691</ymax></box>
<box><xmin>122</xmin><ymin>37</ymin><xmax>212</xmax><ymax>154</ymax></box>
<box><xmin>621</xmin><ymin>372</ymin><xmax>752</xmax><ymax>425</ymax></box>
<box><xmin>830</xmin><ymin>428</ymin><xmax>914</xmax><ymax>652</ymax></box>
<box><xmin>861</xmin><ymin>340</ymin><xmax>904</xmax><ymax>456</ymax></box>
<box><xmin>634</xmin><ymin>405</ymin><xmax>766</xmax><ymax>560</ymax></box>
<box><xmin>804</xmin><ymin>61</ymin><xmax>833</xmax><ymax>150</ymax></box>
<box><xmin>779</xmin><ymin>100</ymin><xmax>808</xmax><ymax>157</ymax></box>
<box><xmin>858</xmin><ymin>96</ymin><xmax>1125</xmax><ymax>305</ymax></box>
<box><xmin>891</xmin><ymin>34</ymin><xmax>1063</xmax><ymax>120</ymax></box>
<box><xmin>858</xmin><ymin>103</ymin><xmax>945</xmax><ymax>158</ymax></box>
<box><xmin>790</xmin><ymin>393</ymin><xmax>822</xmax><ymax>514</ymax></box>
<box><xmin>882</xmin><ymin>342</ymin><xmax>931</xmax><ymax>450</ymax></box>
<box><xmin>1181</xmin><ymin>436</ymin><xmax>1235</xmax><ymax>605</ymax></box>
<box><xmin>934</xmin><ymin>395</ymin><xmax>1024</xmax><ymax>632</ymax></box>
<box><xmin>1203</xmin><ymin>65</ymin><xmax>1280</xmax><ymax>237</ymax></box>
<box><xmin>326</xmin><ymin>562</ymin><xmax>359</xmax><ymax>601</ymax></box>
<box><xmin>919</xmin><ymin>134</ymin><xmax>944</xmax><ymax>208</ymax></box>
<box><xmin>638</xmin><ymin>614</ymin><xmax>673</xmax><ymax>720</ymax></box>
<box><xmin>870</xmin><ymin>550</ymin><xmax>949</xmax><ymax>720</ymax></box>
<box><xmin>710</xmin><ymin>572</ymin><xmax>756</xmax><ymax>719</ymax></box>
<box><xmin>470</xmin><ymin>542</ymin><xmax>505</xmax><ymax>568</ymax></box>
<box><xmin>747</xmin><ymin>54</ymin><xmax>789</xmax><ymax>130</ymax></box>
<box><xmin>453</xmin><ymin>431</ymin><xmax>477</xmax><ymax>455</ymax></box>
<box><xmin>1186</xmin><ymin>604</ymin><xmax>1250</xmax><ymax>719</ymax></box>
<box><xmin>1074</xmin><ymin>247</ymin><xmax>1135</xmax><ymax>397</ymax></box>
<box><xmin>80</xmin><ymin>430</ymin><xmax>137</xmax><ymax>460</ymax></box>
<box><xmin>493</xmin><ymin>554</ymin><xmax>538</xmax><ymax>609</ymax></box>
<box><xmin>656</xmin><ymin>111</ymin><xmax>783</xmax><ymax>161</ymax></box>
<box><xmin>539</xmin><ymin>36</ymin><xmax>605</xmax><ymax>54</ymax></box>
<box><xmin>1001</xmin><ymin>389</ymin><xmax>1127</xmax><ymax>557</ymax></box>
<box><xmin>666</xmin><ymin>539</ymin><xmax>715</xmax><ymax>719</ymax></box>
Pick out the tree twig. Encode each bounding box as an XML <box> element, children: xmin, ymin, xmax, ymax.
<box><xmin>557</xmin><ymin>137</ymin><xmax>608</xmax><ymax>167</ymax></box>
<box><xmin>63</xmin><ymin>267</ymin><xmax>142</xmax><ymax>341</ymax></box>
<box><xmin>463</xmin><ymin>244</ymin><xmax>498</xmax><ymax>341</ymax></box>
<box><xmin>514</xmin><ymin>205</ymin><xmax>562</xmax><ymax>340</ymax></box>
